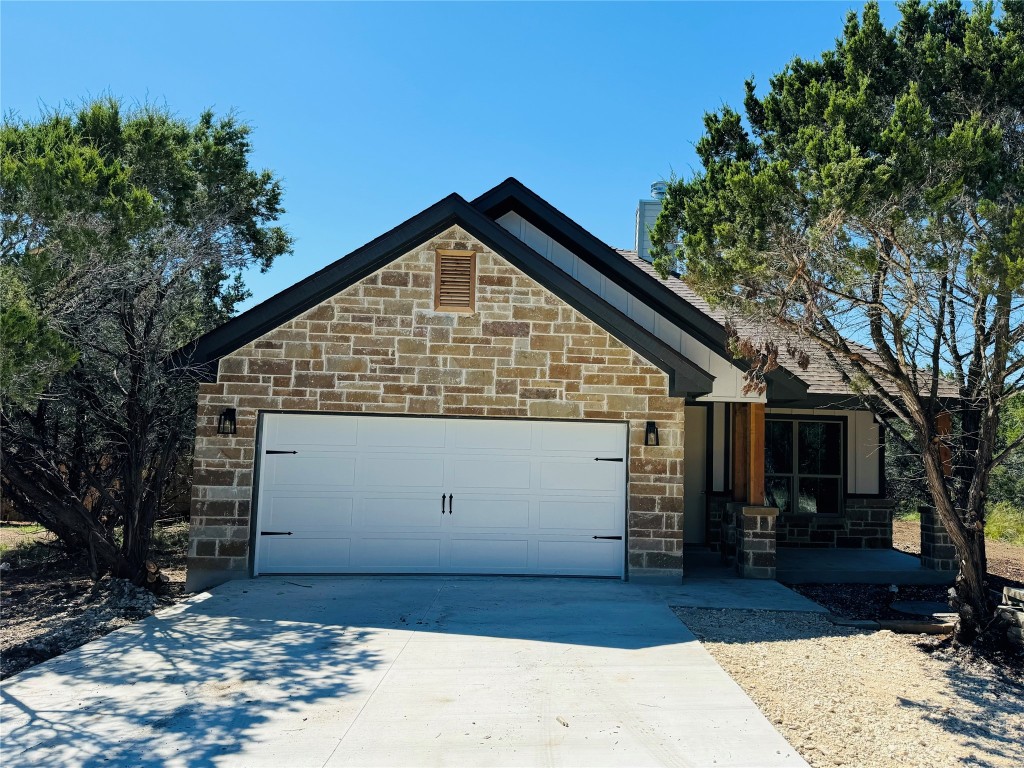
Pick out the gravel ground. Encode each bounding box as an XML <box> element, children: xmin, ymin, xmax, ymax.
<box><xmin>675</xmin><ymin>607</ymin><xmax>1024</xmax><ymax>768</ymax></box>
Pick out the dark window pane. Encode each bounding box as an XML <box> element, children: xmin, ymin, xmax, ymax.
<box><xmin>765</xmin><ymin>421</ymin><xmax>793</xmax><ymax>475</ymax></box>
<box><xmin>798</xmin><ymin>422</ymin><xmax>842</xmax><ymax>475</ymax></box>
<box><xmin>766</xmin><ymin>477</ymin><xmax>792</xmax><ymax>515</ymax></box>
<box><xmin>797</xmin><ymin>477</ymin><xmax>841</xmax><ymax>514</ymax></box>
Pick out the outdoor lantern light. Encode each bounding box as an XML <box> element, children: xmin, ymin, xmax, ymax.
<box><xmin>645</xmin><ymin>420</ymin><xmax>659</xmax><ymax>446</ymax></box>
<box><xmin>217</xmin><ymin>408</ymin><xmax>237</xmax><ymax>436</ymax></box>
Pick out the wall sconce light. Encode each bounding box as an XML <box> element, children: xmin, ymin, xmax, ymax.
<box><xmin>217</xmin><ymin>408</ymin><xmax>237</xmax><ymax>436</ymax></box>
<box><xmin>645</xmin><ymin>421</ymin><xmax>659</xmax><ymax>446</ymax></box>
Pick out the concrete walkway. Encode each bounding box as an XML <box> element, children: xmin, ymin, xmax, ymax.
<box><xmin>1</xmin><ymin>577</ymin><xmax>807</xmax><ymax>768</ymax></box>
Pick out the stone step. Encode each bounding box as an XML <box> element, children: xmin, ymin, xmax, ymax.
<box><xmin>996</xmin><ymin>604</ymin><xmax>1024</xmax><ymax>627</ymax></box>
<box><xmin>1003</xmin><ymin>585</ymin><xmax>1024</xmax><ymax>608</ymax></box>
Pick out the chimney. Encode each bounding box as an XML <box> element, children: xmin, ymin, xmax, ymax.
<box><xmin>635</xmin><ymin>181</ymin><xmax>666</xmax><ymax>263</ymax></box>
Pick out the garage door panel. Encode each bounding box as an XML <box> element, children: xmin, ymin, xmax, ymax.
<box><xmin>359</xmin><ymin>496</ymin><xmax>444</xmax><ymax>528</ymax></box>
<box><xmin>541</xmin><ymin>421</ymin><xmax>621</xmax><ymax>453</ymax></box>
<box><xmin>450</xmin><ymin>538</ymin><xmax>529</xmax><ymax>569</ymax></box>
<box><xmin>452</xmin><ymin>459</ymin><xmax>531</xmax><ymax>490</ymax></box>
<box><xmin>353</xmin><ymin>537</ymin><xmax>442</xmax><ymax>568</ymax></box>
<box><xmin>538</xmin><ymin>499</ymin><xmax>618</xmax><ymax>531</ymax></box>
<box><xmin>264</xmin><ymin>495</ymin><xmax>354</xmax><ymax>530</ymax></box>
<box><xmin>268</xmin><ymin>456</ymin><xmax>356</xmax><ymax>487</ymax></box>
<box><xmin>537</xmin><ymin>539</ymin><xmax>620</xmax><ymax>574</ymax></box>
<box><xmin>363</xmin><ymin>418</ymin><xmax>445</xmax><ymax>449</ymax></box>
<box><xmin>447</xmin><ymin>498</ymin><xmax>530</xmax><ymax>529</ymax></box>
<box><xmin>454</xmin><ymin>419</ymin><xmax>532</xmax><ymax>451</ymax></box>
<box><xmin>360</xmin><ymin>456</ymin><xmax>444</xmax><ymax>487</ymax></box>
<box><xmin>268</xmin><ymin>413</ymin><xmax>358</xmax><ymax>448</ymax></box>
<box><xmin>540</xmin><ymin>460</ymin><xmax>617</xmax><ymax>492</ymax></box>
<box><xmin>262</xmin><ymin>537</ymin><xmax>351</xmax><ymax>571</ymax></box>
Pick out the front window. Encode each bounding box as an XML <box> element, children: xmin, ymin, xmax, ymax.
<box><xmin>765</xmin><ymin>419</ymin><xmax>843</xmax><ymax>514</ymax></box>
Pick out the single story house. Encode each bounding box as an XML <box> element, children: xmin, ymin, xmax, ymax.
<box><xmin>180</xmin><ymin>179</ymin><xmax>898</xmax><ymax>592</ymax></box>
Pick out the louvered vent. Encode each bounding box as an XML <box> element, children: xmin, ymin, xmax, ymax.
<box><xmin>434</xmin><ymin>249</ymin><xmax>476</xmax><ymax>312</ymax></box>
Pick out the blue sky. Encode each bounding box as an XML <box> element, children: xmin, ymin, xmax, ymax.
<box><xmin>2</xmin><ymin>1</ymin><xmax>901</xmax><ymax>310</ymax></box>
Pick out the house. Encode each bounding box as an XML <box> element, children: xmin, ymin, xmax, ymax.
<box><xmin>180</xmin><ymin>179</ymin><xmax>898</xmax><ymax>592</ymax></box>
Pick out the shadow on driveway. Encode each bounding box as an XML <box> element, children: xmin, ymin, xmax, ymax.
<box><xmin>2</xmin><ymin>577</ymin><xmax>806</xmax><ymax>768</ymax></box>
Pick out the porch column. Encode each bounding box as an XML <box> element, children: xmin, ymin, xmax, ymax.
<box><xmin>747</xmin><ymin>403</ymin><xmax>765</xmax><ymax>506</ymax></box>
<box><xmin>936</xmin><ymin>411</ymin><xmax>953</xmax><ymax>477</ymax></box>
<box><xmin>729</xmin><ymin>401</ymin><xmax>777</xmax><ymax>579</ymax></box>
<box><xmin>732</xmin><ymin>403</ymin><xmax>748</xmax><ymax>502</ymax></box>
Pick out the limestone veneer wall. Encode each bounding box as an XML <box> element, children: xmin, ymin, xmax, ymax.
<box><xmin>188</xmin><ymin>226</ymin><xmax>686</xmax><ymax>589</ymax></box>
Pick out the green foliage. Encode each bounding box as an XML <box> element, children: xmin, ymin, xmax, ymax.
<box><xmin>652</xmin><ymin>1</ymin><xmax>1023</xmax><ymax>642</ymax></box>
<box><xmin>1</xmin><ymin>98</ymin><xmax>292</xmax><ymax>334</ymax></box>
<box><xmin>0</xmin><ymin>98</ymin><xmax>293</xmax><ymax>583</ymax></box>
<box><xmin>0</xmin><ymin>266</ymin><xmax>76</xmax><ymax>406</ymax></box>
<box><xmin>985</xmin><ymin>501</ymin><xmax>1024</xmax><ymax>545</ymax></box>
<box><xmin>989</xmin><ymin>394</ymin><xmax>1024</xmax><ymax>512</ymax></box>
<box><xmin>651</xmin><ymin>0</ymin><xmax>1023</xmax><ymax>306</ymax></box>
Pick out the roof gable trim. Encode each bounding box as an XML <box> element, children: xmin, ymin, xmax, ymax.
<box><xmin>176</xmin><ymin>194</ymin><xmax>714</xmax><ymax>397</ymax></box>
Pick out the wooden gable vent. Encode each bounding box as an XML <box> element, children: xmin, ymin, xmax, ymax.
<box><xmin>434</xmin><ymin>249</ymin><xmax>476</xmax><ymax>312</ymax></box>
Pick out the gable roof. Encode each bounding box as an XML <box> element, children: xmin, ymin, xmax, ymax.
<box><xmin>175</xmin><ymin>193</ymin><xmax>715</xmax><ymax>397</ymax></box>
<box><xmin>616</xmin><ymin>249</ymin><xmax>854</xmax><ymax>400</ymax></box>
<box><xmin>471</xmin><ymin>178</ymin><xmax>810</xmax><ymax>403</ymax></box>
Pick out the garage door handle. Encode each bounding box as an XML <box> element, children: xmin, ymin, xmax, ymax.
<box><xmin>592</xmin><ymin>535</ymin><xmax>623</xmax><ymax>540</ymax></box>
<box><xmin>441</xmin><ymin>494</ymin><xmax>446</xmax><ymax>515</ymax></box>
<box><xmin>448</xmin><ymin>493</ymin><xmax>453</xmax><ymax>514</ymax></box>
<box><xmin>261</xmin><ymin>531</ymin><xmax>293</xmax><ymax>536</ymax></box>
<box><xmin>594</xmin><ymin>457</ymin><xmax>623</xmax><ymax>462</ymax></box>
<box><xmin>265</xmin><ymin>450</ymin><xmax>298</xmax><ymax>455</ymax></box>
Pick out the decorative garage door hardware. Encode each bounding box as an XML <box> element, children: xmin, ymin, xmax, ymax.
<box><xmin>594</xmin><ymin>457</ymin><xmax>624</xmax><ymax>462</ymax></box>
<box><xmin>254</xmin><ymin>415</ymin><xmax>627</xmax><ymax>577</ymax></box>
<box><xmin>265</xmin><ymin>449</ymin><xmax>298</xmax><ymax>455</ymax></box>
<box><xmin>592</xmin><ymin>535</ymin><xmax>623</xmax><ymax>540</ymax></box>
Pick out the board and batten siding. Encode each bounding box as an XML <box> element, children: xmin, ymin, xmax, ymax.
<box><xmin>497</xmin><ymin>211</ymin><xmax>763</xmax><ymax>403</ymax></box>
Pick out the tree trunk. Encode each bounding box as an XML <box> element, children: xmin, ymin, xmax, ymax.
<box><xmin>920</xmin><ymin>446</ymin><xmax>993</xmax><ymax>645</ymax></box>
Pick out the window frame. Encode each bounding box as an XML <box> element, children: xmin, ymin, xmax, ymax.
<box><xmin>765</xmin><ymin>415</ymin><xmax>847</xmax><ymax>517</ymax></box>
<box><xmin>434</xmin><ymin>249</ymin><xmax>477</xmax><ymax>313</ymax></box>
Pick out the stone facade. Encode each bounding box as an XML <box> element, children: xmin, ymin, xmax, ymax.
<box><xmin>188</xmin><ymin>226</ymin><xmax>687</xmax><ymax>589</ymax></box>
<box><xmin>774</xmin><ymin>497</ymin><xmax>894</xmax><ymax>549</ymax></box>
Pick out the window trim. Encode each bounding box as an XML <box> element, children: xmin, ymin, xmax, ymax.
<box><xmin>765</xmin><ymin>414</ymin><xmax>847</xmax><ymax>517</ymax></box>
<box><xmin>434</xmin><ymin>249</ymin><xmax>477</xmax><ymax>313</ymax></box>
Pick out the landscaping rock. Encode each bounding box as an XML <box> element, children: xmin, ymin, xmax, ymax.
<box><xmin>674</xmin><ymin>606</ymin><xmax>1024</xmax><ymax>768</ymax></box>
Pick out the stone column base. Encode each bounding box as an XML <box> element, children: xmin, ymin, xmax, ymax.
<box><xmin>736</xmin><ymin>505</ymin><xmax>778</xmax><ymax>579</ymax></box>
<box><xmin>919</xmin><ymin>506</ymin><xmax>957</xmax><ymax>572</ymax></box>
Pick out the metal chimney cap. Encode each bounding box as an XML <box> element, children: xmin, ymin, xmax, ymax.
<box><xmin>650</xmin><ymin>181</ymin><xmax>668</xmax><ymax>200</ymax></box>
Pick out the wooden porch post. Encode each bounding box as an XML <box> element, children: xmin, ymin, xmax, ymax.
<box><xmin>936</xmin><ymin>411</ymin><xmax>953</xmax><ymax>477</ymax></box>
<box><xmin>731</xmin><ymin>403</ymin><xmax>748</xmax><ymax>502</ymax></box>
<box><xmin>747</xmin><ymin>403</ymin><xmax>765</xmax><ymax>506</ymax></box>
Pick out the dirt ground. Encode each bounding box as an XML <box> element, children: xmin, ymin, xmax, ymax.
<box><xmin>0</xmin><ymin>521</ymin><xmax>189</xmax><ymax>679</ymax></box>
<box><xmin>893</xmin><ymin>519</ymin><xmax>1024</xmax><ymax>585</ymax></box>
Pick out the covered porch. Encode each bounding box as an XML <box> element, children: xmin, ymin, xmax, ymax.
<box><xmin>689</xmin><ymin>402</ymin><xmax>956</xmax><ymax>584</ymax></box>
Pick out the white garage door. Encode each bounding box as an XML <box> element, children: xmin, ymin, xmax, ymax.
<box><xmin>253</xmin><ymin>414</ymin><xmax>627</xmax><ymax>577</ymax></box>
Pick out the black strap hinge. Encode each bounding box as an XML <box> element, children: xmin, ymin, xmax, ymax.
<box><xmin>265</xmin><ymin>450</ymin><xmax>298</xmax><ymax>455</ymax></box>
<box><xmin>592</xmin><ymin>535</ymin><xmax>623</xmax><ymax>540</ymax></box>
<box><xmin>594</xmin><ymin>457</ymin><xmax>623</xmax><ymax>462</ymax></box>
<box><xmin>261</xmin><ymin>531</ymin><xmax>294</xmax><ymax>536</ymax></box>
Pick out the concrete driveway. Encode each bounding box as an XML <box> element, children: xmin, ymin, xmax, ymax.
<box><xmin>1</xmin><ymin>577</ymin><xmax>806</xmax><ymax>768</ymax></box>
